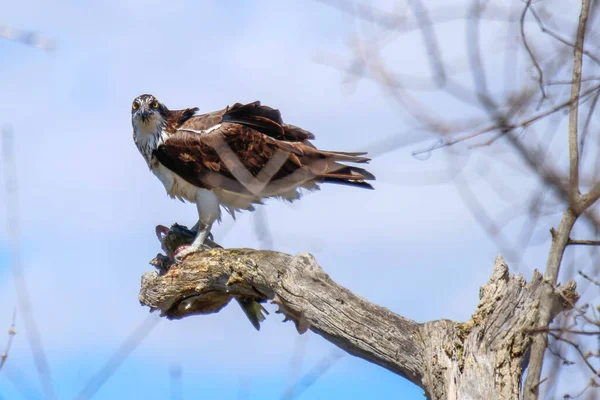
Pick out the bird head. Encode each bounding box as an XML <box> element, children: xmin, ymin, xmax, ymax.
<box><xmin>131</xmin><ymin>94</ymin><xmax>167</xmax><ymax>127</ymax></box>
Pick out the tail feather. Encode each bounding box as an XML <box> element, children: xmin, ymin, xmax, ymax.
<box><xmin>321</xmin><ymin>150</ymin><xmax>371</xmax><ymax>163</ymax></box>
<box><xmin>323</xmin><ymin>177</ymin><xmax>374</xmax><ymax>189</ymax></box>
<box><xmin>325</xmin><ymin>165</ymin><xmax>376</xmax><ymax>180</ymax></box>
<box><xmin>321</xmin><ymin>164</ymin><xmax>375</xmax><ymax>189</ymax></box>
<box><xmin>235</xmin><ymin>297</ymin><xmax>269</xmax><ymax>331</ymax></box>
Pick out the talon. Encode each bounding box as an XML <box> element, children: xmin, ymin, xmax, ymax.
<box><xmin>173</xmin><ymin>245</ymin><xmax>192</xmax><ymax>261</ymax></box>
<box><xmin>173</xmin><ymin>245</ymin><xmax>189</xmax><ymax>257</ymax></box>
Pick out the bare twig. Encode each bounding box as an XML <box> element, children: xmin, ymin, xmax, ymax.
<box><xmin>579</xmin><ymin>90</ymin><xmax>600</xmax><ymax>162</ymax></box>
<box><xmin>568</xmin><ymin>3</ymin><xmax>589</xmax><ymax>203</ymax></box>
<box><xmin>280</xmin><ymin>350</ymin><xmax>344</xmax><ymax>400</ymax></box>
<box><xmin>530</xmin><ymin>7</ymin><xmax>600</xmax><ymax>66</ymax></box>
<box><xmin>283</xmin><ymin>335</ymin><xmax>309</xmax><ymax>400</ymax></box>
<box><xmin>567</xmin><ymin>238</ymin><xmax>600</xmax><ymax>246</ymax></box>
<box><xmin>546</xmin><ymin>77</ymin><xmax>600</xmax><ymax>85</ymax></box>
<box><xmin>578</xmin><ymin>270</ymin><xmax>600</xmax><ymax>287</ymax></box>
<box><xmin>549</xmin><ymin>332</ymin><xmax>598</xmax><ymax>376</ymax></box>
<box><xmin>253</xmin><ymin>207</ymin><xmax>273</xmax><ymax>250</ymax></box>
<box><xmin>407</xmin><ymin>0</ymin><xmax>447</xmax><ymax>86</ymax></box>
<box><xmin>1</xmin><ymin>125</ymin><xmax>57</xmax><ymax>400</ymax></box>
<box><xmin>2</xmin><ymin>362</ymin><xmax>44</xmax><ymax>400</ymax></box>
<box><xmin>74</xmin><ymin>314</ymin><xmax>160</xmax><ymax>400</ymax></box>
<box><xmin>526</xmin><ymin>326</ymin><xmax>600</xmax><ymax>336</ymax></box>
<box><xmin>580</xmin><ymin>179</ymin><xmax>600</xmax><ymax>210</ymax></box>
<box><xmin>521</xmin><ymin>1</ymin><xmax>547</xmax><ymax>102</ymax></box>
<box><xmin>411</xmin><ymin>83</ymin><xmax>600</xmax><ymax>156</ymax></box>
<box><xmin>0</xmin><ymin>309</ymin><xmax>17</xmax><ymax>374</ymax></box>
<box><xmin>565</xmin><ymin>379</ymin><xmax>597</xmax><ymax>399</ymax></box>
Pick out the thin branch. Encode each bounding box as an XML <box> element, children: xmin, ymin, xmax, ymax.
<box><xmin>74</xmin><ymin>314</ymin><xmax>160</xmax><ymax>400</ymax></box>
<box><xmin>0</xmin><ymin>309</ymin><xmax>17</xmax><ymax>374</ymax></box>
<box><xmin>253</xmin><ymin>208</ymin><xmax>274</xmax><ymax>250</ymax></box>
<box><xmin>283</xmin><ymin>335</ymin><xmax>309</xmax><ymax>400</ymax></box>
<box><xmin>546</xmin><ymin>77</ymin><xmax>600</xmax><ymax>85</ymax></box>
<box><xmin>2</xmin><ymin>362</ymin><xmax>44</xmax><ymax>400</ymax></box>
<box><xmin>407</xmin><ymin>0</ymin><xmax>447</xmax><ymax>86</ymax></box>
<box><xmin>567</xmin><ymin>238</ymin><xmax>600</xmax><ymax>246</ymax></box>
<box><xmin>526</xmin><ymin>326</ymin><xmax>600</xmax><ymax>336</ymax></box>
<box><xmin>1</xmin><ymin>126</ymin><xmax>57</xmax><ymax>400</ymax></box>
<box><xmin>579</xmin><ymin>90</ymin><xmax>600</xmax><ymax>163</ymax></box>
<box><xmin>411</xmin><ymin>83</ymin><xmax>600</xmax><ymax>156</ymax></box>
<box><xmin>280</xmin><ymin>350</ymin><xmax>343</xmax><ymax>400</ymax></box>
<box><xmin>578</xmin><ymin>270</ymin><xmax>600</xmax><ymax>287</ymax></box>
<box><xmin>549</xmin><ymin>332</ymin><xmax>598</xmax><ymax>376</ymax></box>
<box><xmin>315</xmin><ymin>0</ymin><xmax>514</xmax><ymax>32</ymax></box>
<box><xmin>530</xmin><ymin>7</ymin><xmax>600</xmax><ymax>66</ymax></box>
<box><xmin>521</xmin><ymin>0</ymin><xmax>547</xmax><ymax>102</ymax></box>
<box><xmin>567</xmin><ymin>0</ymin><xmax>590</xmax><ymax>204</ymax></box>
<box><xmin>565</xmin><ymin>379</ymin><xmax>597</xmax><ymax>399</ymax></box>
<box><xmin>580</xmin><ymin>180</ymin><xmax>600</xmax><ymax>210</ymax></box>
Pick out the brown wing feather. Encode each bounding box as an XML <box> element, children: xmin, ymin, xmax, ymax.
<box><xmin>177</xmin><ymin>108</ymin><xmax>228</xmax><ymax>131</ymax></box>
<box><xmin>169</xmin><ymin>101</ymin><xmax>315</xmax><ymax>143</ymax></box>
<box><xmin>153</xmin><ymin>123</ymin><xmax>374</xmax><ymax>197</ymax></box>
<box><xmin>222</xmin><ymin>102</ymin><xmax>316</xmax><ymax>142</ymax></box>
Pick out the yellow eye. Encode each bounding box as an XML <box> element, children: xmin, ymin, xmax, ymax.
<box><xmin>132</xmin><ymin>102</ymin><xmax>138</xmax><ymax>110</ymax></box>
<box><xmin>151</xmin><ymin>102</ymin><xmax>159</xmax><ymax>109</ymax></box>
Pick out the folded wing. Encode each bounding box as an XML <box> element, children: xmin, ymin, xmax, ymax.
<box><xmin>177</xmin><ymin>101</ymin><xmax>316</xmax><ymax>143</ymax></box>
<box><xmin>153</xmin><ymin>120</ymin><xmax>374</xmax><ymax>200</ymax></box>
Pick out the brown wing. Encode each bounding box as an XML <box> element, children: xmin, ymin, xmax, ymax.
<box><xmin>165</xmin><ymin>107</ymin><xmax>200</xmax><ymax>131</ymax></box>
<box><xmin>153</xmin><ymin>123</ymin><xmax>374</xmax><ymax>197</ymax></box>
<box><xmin>176</xmin><ymin>107</ymin><xmax>228</xmax><ymax>131</ymax></box>
<box><xmin>171</xmin><ymin>101</ymin><xmax>315</xmax><ymax>144</ymax></box>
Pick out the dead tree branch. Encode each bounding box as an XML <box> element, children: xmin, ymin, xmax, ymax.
<box><xmin>139</xmin><ymin>243</ymin><xmax>577</xmax><ymax>400</ymax></box>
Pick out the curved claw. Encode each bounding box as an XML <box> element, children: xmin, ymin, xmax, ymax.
<box><xmin>173</xmin><ymin>245</ymin><xmax>192</xmax><ymax>262</ymax></box>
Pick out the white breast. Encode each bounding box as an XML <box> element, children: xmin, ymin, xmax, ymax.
<box><xmin>151</xmin><ymin>160</ymin><xmax>199</xmax><ymax>203</ymax></box>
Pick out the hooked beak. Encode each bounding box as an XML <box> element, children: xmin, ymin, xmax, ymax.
<box><xmin>138</xmin><ymin>107</ymin><xmax>150</xmax><ymax>121</ymax></box>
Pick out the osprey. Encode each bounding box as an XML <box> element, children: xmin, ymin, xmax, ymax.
<box><xmin>131</xmin><ymin>94</ymin><xmax>375</xmax><ymax>260</ymax></box>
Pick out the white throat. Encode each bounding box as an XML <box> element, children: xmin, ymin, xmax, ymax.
<box><xmin>132</xmin><ymin>116</ymin><xmax>167</xmax><ymax>165</ymax></box>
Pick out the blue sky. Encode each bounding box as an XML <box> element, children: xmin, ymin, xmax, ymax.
<box><xmin>0</xmin><ymin>0</ymin><xmax>592</xmax><ymax>399</ymax></box>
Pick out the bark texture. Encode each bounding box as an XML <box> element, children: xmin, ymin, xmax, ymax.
<box><xmin>139</xmin><ymin>245</ymin><xmax>577</xmax><ymax>400</ymax></box>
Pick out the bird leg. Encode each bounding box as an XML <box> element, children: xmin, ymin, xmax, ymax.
<box><xmin>173</xmin><ymin>222</ymin><xmax>213</xmax><ymax>261</ymax></box>
<box><xmin>190</xmin><ymin>220</ymin><xmax>215</xmax><ymax>242</ymax></box>
<box><xmin>174</xmin><ymin>189</ymin><xmax>220</xmax><ymax>261</ymax></box>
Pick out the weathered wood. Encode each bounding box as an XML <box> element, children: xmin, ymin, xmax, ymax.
<box><xmin>421</xmin><ymin>257</ymin><xmax>576</xmax><ymax>400</ymax></box>
<box><xmin>139</xmin><ymin>244</ymin><xmax>577</xmax><ymax>400</ymax></box>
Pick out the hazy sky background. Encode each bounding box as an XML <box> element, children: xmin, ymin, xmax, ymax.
<box><xmin>0</xmin><ymin>0</ymin><xmax>588</xmax><ymax>399</ymax></box>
